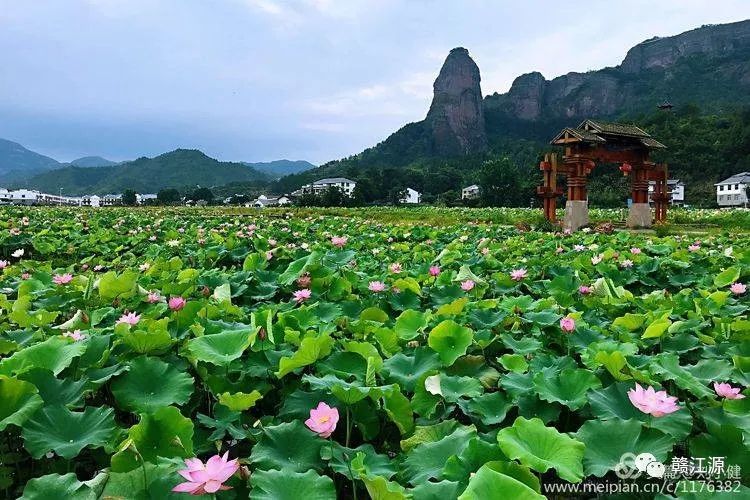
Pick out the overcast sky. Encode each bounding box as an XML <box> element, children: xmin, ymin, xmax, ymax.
<box><xmin>1</xmin><ymin>1</ymin><xmax>749</xmax><ymax>164</ymax></box>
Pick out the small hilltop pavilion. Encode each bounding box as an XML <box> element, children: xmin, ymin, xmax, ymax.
<box><xmin>537</xmin><ymin>119</ymin><xmax>669</xmax><ymax>231</ymax></box>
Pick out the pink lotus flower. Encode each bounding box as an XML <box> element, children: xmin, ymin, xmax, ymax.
<box><xmin>574</xmin><ymin>245</ymin><xmax>586</xmax><ymax>252</ymax></box>
<box><xmin>305</xmin><ymin>402</ymin><xmax>339</xmax><ymax>438</ymax></box>
<box><xmin>368</xmin><ymin>281</ymin><xmax>386</xmax><ymax>293</ymax></box>
<box><xmin>389</xmin><ymin>263</ymin><xmax>402</xmax><ymax>273</ymax></box>
<box><xmin>560</xmin><ymin>316</ymin><xmax>576</xmax><ymax>332</ymax></box>
<box><xmin>331</xmin><ymin>236</ymin><xmax>348</xmax><ymax>248</ymax></box>
<box><xmin>555</xmin><ymin>247</ymin><xmax>564</xmax><ymax>254</ymax></box>
<box><xmin>117</xmin><ymin>312</ymin><xmax>140</xmax><ymax>326</ymax></box>
<box><xmin>293</xmin><ymin>289</ymin><xmax>312</xmax><ymax>303</ymax></box>
<box><xmin>730</xmin><ymin>282</ymin><xmax>746</xmax><ymax>295</ymax></box>
<box><xmin>688</xmin><ymin>244</ymin><xmax>700</xmax><ymax>252</ymax></box>
<box><xmin>53</xmin><ymin>273</ymin><xmax>73</xmax><ymax>285</ymax></box>
<box><xmin>169</xmin><ymin>296</ymin><xmax>187</xmax><ymax>311</ymax></box>
<box><xmin>627</xmin><ymin>383</ymin><xmax>680</xmax><ymax>417</ymax></box>
<box><xmin>147</xmin><ymin>291</ymin><xmax>162</xmax><ymax>303</ymax></box>
<box><xmin>510</xmin><ymin>268</ymin><xmax>527</xmax><ymax>281</ymax></box>
<box><xmin>63</xmin><ymin>330</ymin><xmax>86</xmax><ymax>341</ymax></box>
<box><xmin>461</xmin><ymin>279</ymin><xmax>475</xmax><ymax>291</ymax></box>
<box><xmin>172</xmin><ymin>452</ymin><xmax>239</xmax><ymax>495</ymax></box>
<box><xmin>481</xmin><ymin>247</ymin><xmax>490</xmax><ymax>256</ymax></box>
<box><xmin>579</xmin><ymin>285</ymin><xmax>592</xmax><ymax>295</ymax></box>
<box><xmin>591</xmin><ymin>254</ymin><xmax>603</xmax><ymax>265</ymax></box>
<box><xmin>429</xmin><ymin>265</ymin><xmax>441</xmax><ymax>277</ymax></box>
<box><xmin>21</xmin><ymin>273</ymin><xmax>30</xmax><ymax>280</ymax></box>
<box><xmin>621</xmin><ymin>259</ymin><xmax>634</xmax><ymax>268</ymax></box>
<box><xmin>630</xmin><ymin>247</ymin><xmax>642</xmax><ymax>255</ymax></box>
<box><xmin>266</xmin><ymin>251</ymin><xmax>273</xmax><ymax>261</ymax></box>
<box><xmin>714</xmin><ymin>382</ymin><xmax>745</xmax><ymax>400</ymax></box>
<box><xmin>0</xmin><ymin>260</ymin><xmax>8</xmax><ymax>269</ymax></box>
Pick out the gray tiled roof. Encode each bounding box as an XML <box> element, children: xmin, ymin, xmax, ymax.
<box><xmin>715</xmin><ymin>172</ymin><xmax>750</xmax><ymax>185</ymax></box>
<box><xmin>313</xmin><ymin>177</ymin><xmax>355</xmax><ymax>184</ymax></box>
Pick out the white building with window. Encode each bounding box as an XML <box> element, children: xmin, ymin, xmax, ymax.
<box><xmin>400</xmin><ymin>188</ymin><xmax>421</xmax><ymax>204</ymax></box>
<box><xmin>300</xmin><ymin>178</ymin><xmax>356</xmax><ymax>197</ymax></box>
<box><xmin>252</xmin><ymin>194</ymin><xmax>292</xmax><ymax>208</ymax></box>
<box><xmin>0</xmin><ymin>188</ymin><xmax>10</xmax><ymax>204</ymax></box>
<box><xmin>648</xmin><ymin>179</ymin><xmax>685</xmax><ymax>206</ymax></box>
<box><xmin>715</xmin><ymin>172</ymin><xmax>750</xmax><ymax>207</ymax></box>
<box><xmin>462</xmin><ymin>184</ymin><xmax>480</xmax><ymax>200</ymax></box>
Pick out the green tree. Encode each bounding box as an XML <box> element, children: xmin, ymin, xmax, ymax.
<box><xmin>157</xmin><ymin>188</ymin><xmax>181</xmax><ymax>205</ymax></box>
<box><xmin>191</xmin><ymin>187</ymin><xmax>214</xmax><ymax>204</ymax></box>
<box><xmin>121</xmin><ymin>189</ymin><xmax>137</xmax><ymax>206</ymax></box>
<box><xmin>478</xmin><ymin>158</ymin><xmax>530</xmax><ymax>207</ymax></box>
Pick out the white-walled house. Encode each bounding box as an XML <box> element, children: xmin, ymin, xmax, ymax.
<box><xmin>300</xmin><ymin>178</ymin><xmax>356</xmax><ymax>197</ymax></box>
<box><xmin>400</xmin><ymin>188</ymin><xmax>421</xmax><ymax>204</ymax></box>
<box><xmin>252</xmin><ymin>194</ymin><xmax>291</xmax><ymax>208</ymax></box>
<box><xmin>80</xmin><ymin>195</ymin><xmax>101</xmax><ymax>207</ymax></box>
<box><xmin>0</xmin><ymin>188</ymin><xmax>10</xmax><ymax>203</ymax></box>
<box><xmin>462</xmin><ymin>184</ymin><xmax>480</xmax><ymax>200</ymax></box>
<box><xmin>715</xmin><ymin>172</ymin><xmax>750</xmax><ymax>207</ymax></box>
<box><xmin>648</xmin><ymin>179</ymin><xmax>685</xmax><ymax>206</ymax></box>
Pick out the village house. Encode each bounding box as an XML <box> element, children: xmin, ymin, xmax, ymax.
<box><xmin>715</xmin><ymin>172</ymin><xmax>750</xmax><ymax>207</ymax></box>
<box><xmin>251</xmin><ymin>194</ymin><xmax>292</xmax><ymax>208</ymax></box>
<box><xmin>462</xmin><ymin>184</ymin><xmax>480</xmax><ymax>200</ymax></box>
<box><xmin>298</xmin><ymin>177</ymin><xmax>357</xmax><ymax>197</ymax></box>
<box><xmin>400</xmin><ymin>187</ymin><xmax>421</xmax><ymax>204</ymax></box>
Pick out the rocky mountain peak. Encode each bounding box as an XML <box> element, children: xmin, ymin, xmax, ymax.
<box><xmin>426</xmin><ymin>47</ymin><xmax>487</xmax><ymax>156</ymax></box>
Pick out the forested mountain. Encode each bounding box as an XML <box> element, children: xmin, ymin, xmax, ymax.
<box><xmin>21</xmin><ymin>149</ymin><xmax>269</xmax><ymax>195</ymax></box>
<box><xmin>0</xmin><ymin>138</ymin><xmax>60</xmax><ymax>182</ymax></box>
<box><xmin>275</xmin><ymin>20</ymin><xmax>750</xmax><ymax>207</ymax></box>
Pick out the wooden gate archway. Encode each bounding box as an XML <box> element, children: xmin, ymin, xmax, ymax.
<box><xmin>537</xmin><ymin>119</ymin><xmax>669</xmax><ymax>231</ymax></box>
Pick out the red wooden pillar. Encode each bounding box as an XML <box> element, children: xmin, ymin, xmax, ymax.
<box><xmin>537</xmin><ymin>153</ymin><xmax>560</xmax><ymax>222</ymax></box>
<box><xmin>567</xmin><ymin>161</ymin><xmax>589</xmax><ymax>202</ymax></box>
<box><xmin>631</xmin><ymin>165</ymin><xmax>649</xmax><ymax>204</ymax></box>
<box><xmin>653</xmin><ymin>164</ymin><xmax>669</xmax><ymax>223</ymax></box>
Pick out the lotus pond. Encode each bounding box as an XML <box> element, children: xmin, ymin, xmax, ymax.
<box><xmin>1</xmin><ymin>207</ymin><xmax>749</xmax><ymax>499</ymax></box>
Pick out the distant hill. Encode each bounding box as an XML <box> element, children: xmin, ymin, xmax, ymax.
<box><xmin>243</xmin><ymin>159</ymin><xmax>315</xmax><ymax>179</ymax></box>
<box><xmin>69</xmin><ymin>156</ymin><xmax>119</xmax><ymax>167</ymax></box>
<box><xmin>22</xmin><ymin>149</ymin><xmax>270</xmax><ymax>195</ymax></box>
<box><xmin>0</xmin><ymin>138</ymin><xmax>60</xmax><ymax>183</ymax></box>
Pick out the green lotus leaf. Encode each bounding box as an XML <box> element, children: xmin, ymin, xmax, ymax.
<box><xmin>400</xmin><ymin>420</ymin><xmax>458</xmax><ymax>453</ymax></box>
<box><xmin>463</xmin><ymin>391</ymin><xmax>512</xmax><ymax>425</ymax></box>
<box><xmin>186</xmin><ymin>324</ymin><xmax>257</xmax><ymax>366</ymax></box>
<box><xmin>118</xmin><ymin>406</ymin><xmax>194</xmax><ymax>466</ymax></box>
<box><xmin>442</xmin><ymin>437</ymin><xmax>507</xmax><ymax>482</ymax></box>
<box><xmin>382</xmin><ymin>348</ymin><xmax>441</xmax><ymax>392</ymax></box>
<box><xmin>714</xmin><ymin>266</ymin><xmax>741</xmax><ymax>288</ymax></box>
<box><xmin>428</xmin><ymin>320</ymin><xmax>473</xmax><ymax>366</ymax></box>
<box><xmin>326</xmin><ymin>443</ymin><xmax>397</xmax><ymax>480</ymax></box>
<box><xmin>458</xmin><ymin>462</ymin><xmax>544</xmax><ymax>500</ymax></box>
<box><xmin>17</xmin><ymin>368</ymin><xmax>87</xmax><ymax>407</ymax></box>
<box><xmin>401</xmin><ymin>425</ymin><xmax>477</xmax><ymax>485</ymax></box>
<box><xmin>651</xmin><ymin>353</ymin><xmax>713</xmax><ymax>398</ymax></box>
<box><xmin>395</xmin><ymin>309</ymin><xmax>428</xmax><ymax>340</ymax></box>
<box><xmin>0</xmin><ymin>375</ymin><xmax>43</xmax><ymax>431</ymax></box>
<box><xmin>98</xmin><ymin>270</ymin><xmax>138</xmax><ymax>300</ymax></box>
<box><xmin>689</xmin><ymin>424</ymin><xmax>750</xmax><ymax>480</ymax></box>
<box><xmin>218</xmin><ymin>390</ymin><xmax>262</xmax><ymax>411</ymax></box>
<box><xmin>382</xmin><ymin>387</ymin><xmax>414</xmax><ymax>435</ymax></box>
<box><xmin>22</xmin><ymin>405</ymin><xmax>117</xmax><ymax>459</ymax></box>
<box><xmin>20</xmin><ymin>472</ymin><xmax>101</xmax><ymax>500</ymax></box>
<box><xmin>250</xmin><ymin>468</ymin><xmax>336</xmax><ymax>500</ymax></box>
<box><xmin>497</xmin><ymin>417</ymin><xmax>585</xmax><ymax>483</ymax></box>
<box><xmin>575</xmin><ymin>418</ymin><xmax>676</xmax><ymax>476</ymax></box>
<box><xmin>533</xmin><ymin>368</ymin><xmax>601</xmax><ymax>410</ymax></box>
<box><xmin>352</xmin><ymin>452</ymin><xmax>411</xmax><ymax>500</ymax></box>
<box><xmin>0</xmin><ymin>336</ymin><xmax>85</xmax><ymax>376</ymax></box>
<box><xmin>250</xmin><ymin>420</ymin><xmax>326</xmax><ymax>472</ymax></box>
<box><xmin>276</xmin><ymin>333</ymin><xmax>334</xmax><ymax>377</ymax></box>
<box><xmin>410</xmin><ymin>480</ymin><xmax>462</xmax><ymax>500</ymax></box>
<box><xmin>499</xmin><ymin>354</ymin><xmax>528</xmax><ymax>373</ymax></box>
<box><xmin>111</xmin><ymin>356</ymin><xmax>194</xmax><ymax>413</ymax></box>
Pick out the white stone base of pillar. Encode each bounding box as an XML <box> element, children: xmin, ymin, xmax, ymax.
<box><xmin>627</xmin><ymin>203</ymin><xmax>652</xmax><ymax>228</ymax></box>
<box><xmin>563</xmin><ymin>200</ymin><xmax>589</xmax><ymax>232</ymax></box>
